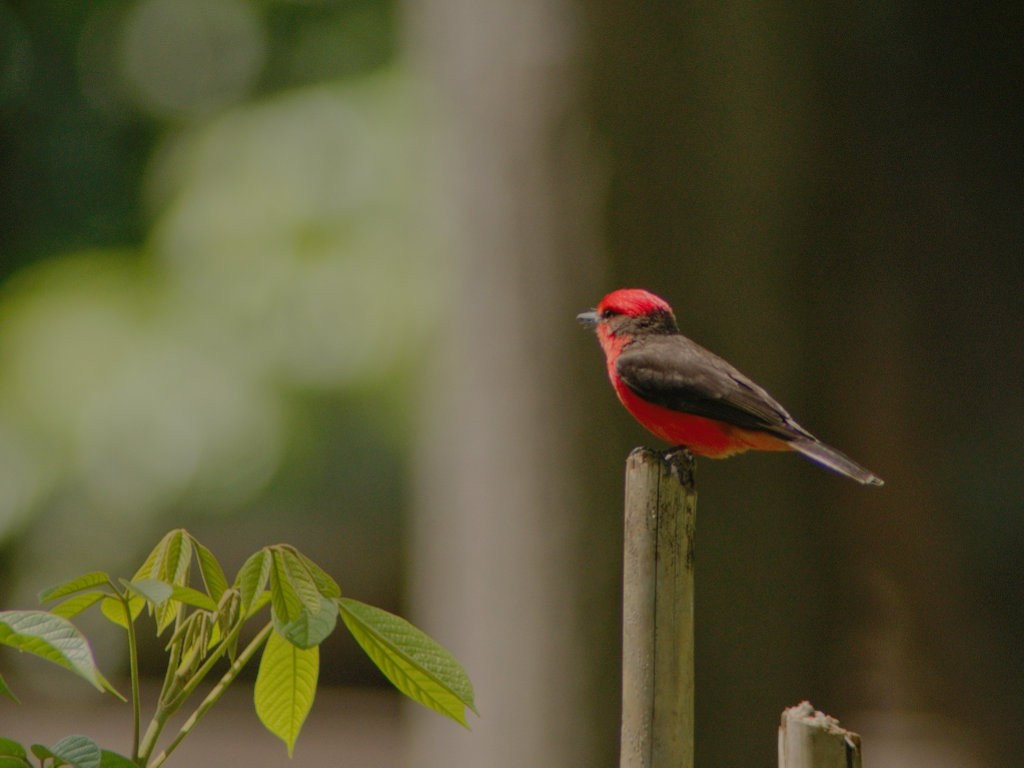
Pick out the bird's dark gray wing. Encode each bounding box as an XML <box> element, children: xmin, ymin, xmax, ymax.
<box><xmin>614</xmin><ymin>334</ymin><xmax>809</xmax><ymax>440</ymax></box>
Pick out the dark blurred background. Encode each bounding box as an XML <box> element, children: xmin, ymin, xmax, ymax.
<box><xmin>0</xmin><ymin>1</ymin><xmax>1021</xmax><ymax>767</ymax></box>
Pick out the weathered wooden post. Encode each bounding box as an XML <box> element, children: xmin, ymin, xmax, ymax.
<box><xmin>778</xmin><ymin>702</ymin><xmax>862</xmax><ymax>768</ymax></box>
<box><xmin>620</xmin><ymin>447</ymin><xmax>697</xmax><ymax>768</ymax></box>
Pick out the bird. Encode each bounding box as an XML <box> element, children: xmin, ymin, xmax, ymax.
<box><xmin>578</xmin><ymin>288</ymin><xmax>883</xmax><ymax>486</ymax></box>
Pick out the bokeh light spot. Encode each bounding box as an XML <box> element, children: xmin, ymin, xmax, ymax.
<box><xmin>121</xmin><ymin>0</ymin><xmax>266</xmax><ymax>119</ymax></box>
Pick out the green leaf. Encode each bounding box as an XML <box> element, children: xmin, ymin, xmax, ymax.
<box><xmin>0</xmin><ymin>738</ymin><xmax>27</xmax><ymax>757</ymax></box>
<box><xmin>39</xmin><ymin>572</ymin><xmax>111</xmax><ymax>604</ymax></box>
<box><xmin>96</xmin><ymin>671</ymin><xmax>126</xmax><ymax>702</ymax></box>
<box><xmin>98</xmin><ymin>750</ymin><xmax>137</xmax><ymax>768</ymax></box>
<box><xmin>125</xmin><ymin>579</ymin><xmax>173</xmax><ymax>606</ymax></box>
<box><xmin>28</xmin><ymin>745</ymin><xmax>50</xmax><ymax>762</ymax></box>
<box><xmin>0</xmin><ymin>737</ymin><xmax>28</xmax><ymax>768</ymax></box>
<box><xmin>170</xmin><ymin>611</ymin><xmax>214</xmax><ymax>678</ymax></box>
<box><xmin>193</xmin><ymin>541</ymin><xmax>228</xmax><ymax>602</ymax></box>
<box><xmin>127</xmin><ymin>578</ymin><xmax>220</xmax><ymax>616</ymax></box>
<box><xmin>99</xmin><ymin>595</ymin><xmax>144</xmax><ymax>630</ymax></box>
<box><xmin>170</xmin><ymin>585</ymin><xmax>218</xmax><ymax>612</ymax></box>
<box><xmin>267</xmin><ymin>548</ymin><xmax>340</xmax><ymax>648</ymax></box>
<box><xmin>0</xmin><ymin>611</ymin><xmax>104</xmax><ymax>692</ymax></box>
<box><xmin>269</xmin><ymin>566</ymin><xmax>303</xmax><ymax>627</ymax></box>
<box><xmin>295</xmin><ymin>552</ymin><xmax>341</xmax><ymax>599</ymax></box>
<box><xmin>269</xmin><ymin>548</ymin><xmax>321</xmax><ymax>623</ymax></box>
<box><xmin>246</xmin><ymin>591</ymin><xmax>272</xmax><ymax>618</ymax></box>
<box><xmin>274</xmin><ymin>596</ymin><xmax>337</xmax><ymax>650</ymax></box>
<box><xmin>34</xmin><ymin>736</ymin><xmax>101</xmax><ymax>768</ymax></box>
<box><xmin>235</xmin><ymin>550</ymin><xmax>271</xmax><ymax>617</ymax></box>
<box><xmin>338</xmin><ymin>599</ymin><xmax>475</xmax><ymax>726</ymax></box>
<box><xmin>133</xmin><ymin>530</ymin><xmax>193</xmax><ymax>632</ymax></box>
<box><xmin>0</xmin><ymin>742</ymin><xmax>28</xmax><ymax>768</ymax></box>
<box><xmin>254</xmin><ymin>630</ymin><xmax>318</xmax><ymax>757</ymax></box>
<box><xmin>50</xmin><ymin>592</ymin><xmax>106</xmax><ymax>620</ymax></box>
<box><xmin>0</xmin><ymin>669</ymin><xmax>19</xmax><ymax>703</ymax></box>
<box><xmin>135</xmin><ymin>530</ymin><xmax>193</xmax><ymax>585</ymax></box>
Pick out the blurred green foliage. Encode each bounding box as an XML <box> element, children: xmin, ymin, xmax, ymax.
<box><xmin>0</xmin><ymin>0</ymin><xmax>433</xmax><ymax>674</ymax></box>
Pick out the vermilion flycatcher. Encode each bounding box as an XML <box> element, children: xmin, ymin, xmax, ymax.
<box><xmin>578</xmin><ymin>288</ymin><xmax>883</xmax><ymax>486</ymax></box>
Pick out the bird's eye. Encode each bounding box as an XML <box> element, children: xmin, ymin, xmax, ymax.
<box><xmin>600</xmin><ymin>308</ymin><xmax>618</xmax><ymax>319</ymax></box>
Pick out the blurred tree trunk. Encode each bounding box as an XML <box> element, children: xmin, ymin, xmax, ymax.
<box><xmin>403</xmin><ymin>1</ymin><xmax>622</xmax><ymax>767</ymax></box>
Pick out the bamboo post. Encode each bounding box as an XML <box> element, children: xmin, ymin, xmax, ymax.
<box><xmin>620</xmin><ymin>447</ymin><xmax>697</xmax><ymax>768</ymax></box>
<box><xmin>778</xmin><ymin>702</ymin><xmax>862</xmax><ymax>768</ymax></box>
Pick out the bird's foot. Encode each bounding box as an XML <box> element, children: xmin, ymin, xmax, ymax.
<box><xmin>661</xmin><ymin>446</ymin><xmax>696</xmax><ymax>488</ymax></box>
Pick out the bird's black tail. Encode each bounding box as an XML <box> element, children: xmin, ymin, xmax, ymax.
<box><xmin>790</xmin><ymin>437</ymin><xmax>884</xmax><ymax>486</ymax></box>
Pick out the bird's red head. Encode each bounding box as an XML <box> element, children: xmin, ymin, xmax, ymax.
<box><xmin>577</xmin><ymin>289</ymin><xmax>679</xmax><ymax>351</ymax></box>
<box><xmin>596</xmin><ymin>288</ymin><xmax>674</xmax><ymax>319</ymax></box>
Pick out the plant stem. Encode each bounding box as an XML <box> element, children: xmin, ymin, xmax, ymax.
<box><xmin>124</xmin><ymin>595</ymin><xmax>142</xmax><ymax>761</ymax></box>
<box><xmin>137</xmin><ymin>718</ymin><xmax>165</xmax><ymax>767</ymax></box>
<box><xmin>136</xmin><ymin>610</ymin><xmax>187</xmax><ymax>764</ymax></box>
<box><xmin>137</xmin><ymin>616</ymin><xmax>265</xmax><ymax>765</ymax></box>
<box><xmin>148</xmin><ymin>623</ymin><xmax>273</xmax><ymax>768</ymax></box>
<box><xmin>105</xmin><ymin>580</ymin><xmax>144</xmax><ymax>765</ymax></box>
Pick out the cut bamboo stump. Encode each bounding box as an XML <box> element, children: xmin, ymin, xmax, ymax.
<box><xmin>778</xmin><ymin>702</ymin><xmax>863</xmax><ymax>768</ymax></box>
<box><xmin>620</xmin><ymin>447</ymin><xmax>697</xmax><ymax>768</ymax></box>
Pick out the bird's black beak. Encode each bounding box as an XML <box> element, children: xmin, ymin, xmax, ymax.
<box><xmin>576</xmin><ymin>308</ymin><xmax>599</xmax><ymax>327</ymax></box>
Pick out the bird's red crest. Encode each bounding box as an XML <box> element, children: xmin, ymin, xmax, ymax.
<box><xmin>597</xmin><ymin>289</ymin><xmax>673</xmax><ymax>317</ymax></box>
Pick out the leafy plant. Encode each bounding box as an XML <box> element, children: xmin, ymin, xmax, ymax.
<box><xmin>0</xmin><ymin>529</ymin><xmax>475</xmax><ymax>767</ymax></box>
